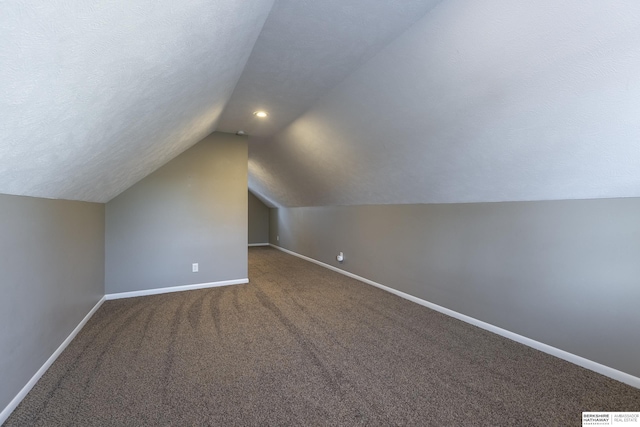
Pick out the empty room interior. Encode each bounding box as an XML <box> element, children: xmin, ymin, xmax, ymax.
<box><xmin>1</xmin><ymin>0</ymin><xmax>640</xmax><ymax>425</ymax></box>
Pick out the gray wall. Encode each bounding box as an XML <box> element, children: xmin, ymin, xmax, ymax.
<box><xmin>0</xmin><ymin>194</ymin><xmax>104</xmax><ymax>412</ymax></box>
<box><xmin>269</xmin><ymin>208</ymin><xmax>279</xmax><ymax>244</ymax></box>
<box><xmin>106</xmin><ymin>132</ymin><xmax>248</xmax><ymax>294</ymax></box>
<box><xmin>270</xmin><ymin>199</ymin><xmax>640</xmax><ymax>378</ymax></box>
<box><xmin>248</xmin><ymin>190</ymin><xmax>269</xmax><ymax>244</ymax></box>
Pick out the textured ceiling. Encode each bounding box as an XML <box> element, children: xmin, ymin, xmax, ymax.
<box><xmin>3</xmin><ymin>0</ymin><xmax>640</xmax><ymax>207</ymax></box>
<box><xmin>216</xmin><ymin>0</ymin><xmax>442</xmax><ymax>137</ymax></box>
<box><xmin>249</xmin><ymin>0</ymin><xmax>640</xmax><ymax>207</ymax></box>
<box><xmin>0</xmin><ymin>0</ymin><xmax>273</xmax><ymax>202</ymax></box>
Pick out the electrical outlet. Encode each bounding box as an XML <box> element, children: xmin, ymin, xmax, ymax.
<box><xmin>192</xmin><ymin>263</ymin><xmax>199</xmax><ymax>273</ymax></box>
<box><xmin>277</xmin><ymin>235</ymin><xmax>279</xmax><ymax>241</ymax></box>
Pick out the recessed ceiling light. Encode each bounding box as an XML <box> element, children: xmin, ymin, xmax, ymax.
<box><xmin>253</xmin><ymin>111</ymin><xmax>268</xmax><ymax>118</ymax></box>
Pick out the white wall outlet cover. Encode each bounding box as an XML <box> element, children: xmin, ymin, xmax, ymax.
<box><xmin>192</xmin><ymin>263</ymin><xmax>199</xmax><ymax>272</ymax></box>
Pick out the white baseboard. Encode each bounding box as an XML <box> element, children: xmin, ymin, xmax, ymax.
<box><xmin>270</xmin><ymin>244</ymin><xmax>640</xmax><ymax>389</ymax></box>
<box><xmin>248</xmin><ymin>243</ymin><xmax>270</xmax><ymax>247</ymax></box>
<box><xmin>0</xmin><ymin>296</ymin><xmax>106</xmax><ymax>425</ymax></box>
<box><xmin>105</xmin><ymin>278</ymin><xmax>248</xmax><ymax>300</ymax></box>
<box><xmin>0</xmin><ymin>278</ymin><xmax>249</xmax><ymax>423</ymax></box>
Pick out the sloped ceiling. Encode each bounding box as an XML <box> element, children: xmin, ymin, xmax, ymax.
<box><xmin>0</xmin><ymin>0</ymin><xmax>274</xmax><ymax>202</ymax></box>
<box><xmin>3</xmin><ymin>1</ymin><xmax>640</xmax><ymax>206</ymax></box>
<box><xmin>216</xmin><ymin>0</ymin><xmax>442</xmax><ymax>137</ymax></box>
<box><xmin>249</xmin><ymin>1</ymin><xmax>640</xmax><ymax>206</ymax></box>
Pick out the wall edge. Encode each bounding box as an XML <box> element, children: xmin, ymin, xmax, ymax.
<box><xmin>0</xmin><ymin>296</ymin><xmax>106</xmax><ymax>425</ymax></box>
<box><xmin>270</xmin><ymin>244</ymin><xmax>640</xmax><ymax>389</ymax></box>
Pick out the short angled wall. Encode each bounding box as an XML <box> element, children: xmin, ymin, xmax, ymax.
<box><xmin>0</xmin><ymin>297</ymin><xmax>106</xmax><ymax>425</ymax></box>
<box><xmin>1</xmin><ymin>276</ymin><xmax>249</xmax><ymax>423</ymax></box>
<box><xmin>0</xmin><ymin>194</ymin><xmax>105</xmax><ymax>423</ymax></box>
<box><xmin>271</xmin><ymin>244</ymin><xmax>640</xmax><ymax>389</ymax></box>
<box><xmin>269</xmin><ymin>199</ymin><xmax>640</xmax><ymax>382</ymax></box>
<box><xmin>0</xmin><ymin>297</ymin><xmax>105</xmax><ymax>425</ymax></box>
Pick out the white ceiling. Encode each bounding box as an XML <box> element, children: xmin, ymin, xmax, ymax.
<box><xmin>3</xmin><ymin>0</ymin><xmax>640</xmax><ymax>206</ymax></box>
<box><xmin>0</xmin><ymin>0</ymin><xmax>273</xmax><ymax>202</ymax></box>
<box><xmin>249</xmin><ymin>0</ymin><xmax>640</xmax><ymax>206</ymax></box>
<box><xmin>216</xmin><ymin>0</ymin><xmax>442</xmax><ymax>137</ymax></box>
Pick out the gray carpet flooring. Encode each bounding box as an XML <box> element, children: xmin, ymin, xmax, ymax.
<box><xmin>5</xmin><ymin>247</ymin><xmax>640</xmax><ymax>426</ymax></box>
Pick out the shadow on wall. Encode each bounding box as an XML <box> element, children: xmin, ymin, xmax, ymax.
<box><xmin>248</xmin><ymin>190</ymin><xmax>269</xmax><ymax>245</ymax></box>
<box><xmin>269</xmin><ymin>199</ymin><xmax>640</xmax><ymax>381</ymax></box>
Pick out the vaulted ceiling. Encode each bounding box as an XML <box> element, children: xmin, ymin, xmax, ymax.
<box><xmin>2</xmin><ymin>1</ymin><xmax>640</xmax><ymax>206</ymax></box>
